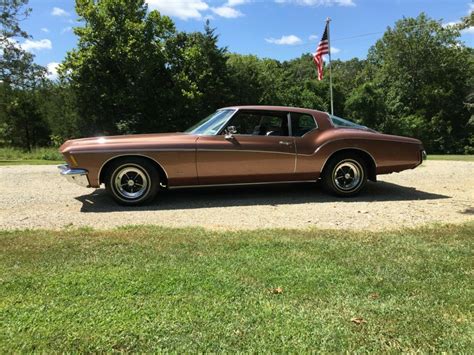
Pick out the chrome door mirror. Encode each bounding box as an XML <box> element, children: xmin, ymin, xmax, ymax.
<box><xmin>224</xmin><ymin>126</ymin><xmax>237</xmax><ymax>140</ymax></box>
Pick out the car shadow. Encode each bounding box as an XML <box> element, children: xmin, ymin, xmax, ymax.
<box><xmin>75</xmin><ymin>181</ymin><xmax>450</xmax><ymax>213</ymax></box>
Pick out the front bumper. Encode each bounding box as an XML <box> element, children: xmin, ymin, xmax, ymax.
<box><xmin>422</xmin><ymin>150</ymin><xmax>427</xmax><ymax>161</ymax></box>
<box><xmin>58</xmin><ymin>164</ymin><xmax>90</xmax><ymax>187</ymax></box>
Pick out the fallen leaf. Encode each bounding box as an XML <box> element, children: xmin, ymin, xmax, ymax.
<box><xmin>351</xmin><ymin>317</ymin><xmax>367</xmax><ymax>325</ymax></box>
<box><xmin>271</xmin><ymin>287</ymin><xmax>283</xmax><ymax>294</ymax></box>
<box><xmin>369</xmin><ymin>292</ymin><xmax>379</xmax><ymax>300</ymax></box>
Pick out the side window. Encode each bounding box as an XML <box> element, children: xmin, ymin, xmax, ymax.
<box><xmin>227</xmin><ymin>113</ymin><xmax>261</xmax><ymax>135</ymax></box>
<box><xmin>291</xmin><ymin>113</ymin><xmax>317</xmax><ymax>136</ymax></box>
<box><xmin>226</xmin><ymin>111</ymin><xmax>289</xmax><ymax>136</ymax></box>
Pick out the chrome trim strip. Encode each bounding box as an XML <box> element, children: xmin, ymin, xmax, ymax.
<box><xmin>293</xmin><ymin>138</ymin><xmax>298</xmax><ymax>174</ymax></box>
<box><xmin>58</xmin><ymin>164</ymin><xmax>90</xmax><ymax>188</ymax></box>
<box><xmin>71</xmin><ymin>148</ymin><xmax>195</xmax><ymax>154</ymax></box>
<box><xmin>97</xmin><ymin>153</ymin><xmax>170</xmax><ymax>185</ymax></box>
<box><xmin>197</xmin><ymin>149</ymin><xmax>296</xmax><ymax>156</ymax></box>
<box><xmin>219</xmin><ymin>133</ymin><xmax>291</xmax><ymax>139</ymax></box>
<box><xmin>287</xmin><ymin>112</ymin><xmax>293</xmax><ymax>137</ymax></box>
<box><xmin>169</xmin><ymin>180</ymin><xmax>316</xmax><ymax>189</ymax></box>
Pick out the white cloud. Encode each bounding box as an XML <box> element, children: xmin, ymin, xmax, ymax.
<box><xmin>213</xmin><ymin>0</ymin><xmax>249</xmax><ymax>17</ymax></box>
<box><xmin>225</xmin><ymin>0</ymin><xmax>249</xmax><ymax>5</ymax></box>
<box><xmin>146</xmin><ymin>0</ymin><xmax>248</xmax><ymax>20</ymax></box>
<box><xmin>61</xmin><ymin>26</ymin><xmax>73</xmax><ymax>34</ymax></box>
<box><xmin>469</xmin><ymin>3</ymin><xmax>474</xmax><ymax>14</ymax></box>
<box><xmin>442</xmin><ymin>20</ymin><xmax>474</xmax><ymax>35</ymax></box>
<box><xmin>309</xmin><ymin>34</ymin><xmax>319</xmax><ymax>40</ymax></box>
<box><xmin>331</xmin><ymin>46</ymin><xmax>340</xmax><ymax>53</ymax></box>
<box><xmin>265</xmin><ymin>35</ymin><xmax>302</xmax><ymax>45</ymax></box>
<box><xmin>41</xmin><ymin>27</ymin><xmax>49</xmax><ymax>33</ymax></box>
<box><xmin>146</xmin><ymin>0</ymin><xmax>209</xmax><ymax>20</ymax></box>
<box><xmin>47</xmin><ymin>62</ymin><xmax>60</xmax><ymax>80</ymax></box>
<box><xmin>335</xmin><ymin>0</ymin><xmax>355</xmax><ymax>6</ymax></box>
<box><xmin>211</xmin><ymin>6</ymin><xmax>243</xmax><ymax>18</ymax></box>
<box><xmin>462</xmin><ymin>27</ymin><xmax>474</xmax><ymax>35</ymax></box>
<box><xmin>277</xmin><ymin>0</ymin><xmax>355</xmax><ymax>6</ymax></box>
<box><xmin>21</xmin><ymin>39</ymin><xmax>52</xmax><ymax>52</ymax></box>
<box><xmin>442</xmin><ymin>21</ymin><xmax>459</xmax><ymax>28</ymax></box>
<box><xmin>51</xmin><ymin>7</ymin><xmax>70</xmax><ymax>17</ymax></box>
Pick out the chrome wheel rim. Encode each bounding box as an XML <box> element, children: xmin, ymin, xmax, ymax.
<box><xmin>114</xmin><ymin>166</ymin><xmax>149</xmax><ymax>199</ymax></box>
<box><xmin>333</xmin><ymin>160</ymin><xmax>362</xmax><ymax>191</ymax></box>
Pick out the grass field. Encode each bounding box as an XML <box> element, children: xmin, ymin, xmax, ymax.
<box><xmin>0</xmin><ymin>159</ymin><xmax>63</xmax><ymax>166</ymax></box>
<box><xmin>1</xmin><ymin>223</ymin><xmax>472</xmax><ymax>352</ymax></box>
<box><xmin>427</xmin><ymin>155</ymin><xmax>474</xmax><ymax>161</ymax></box>
<box><xmin>0</xmin><ymin>147</ymin><xmax>63</xmax><ymax>166</ymax></box>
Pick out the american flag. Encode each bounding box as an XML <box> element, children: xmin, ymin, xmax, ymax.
<box><xmin>313</xmin><ymin>23</ymin><xmax>330</xmax><ymax>80</ymax></box>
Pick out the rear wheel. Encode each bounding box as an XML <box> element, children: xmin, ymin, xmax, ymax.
<box><xmin>105</xmin><ymin>158</ymin><xmax>159</xmax><ymax>206</ymax></box>
<box><xmin>321</xmin><ymin>153</ymin><xmax>367</xmax><ymax>197</ymax></box>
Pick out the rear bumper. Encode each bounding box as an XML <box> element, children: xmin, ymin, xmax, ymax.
<box><xmin>58</xmin><ymin>164</ymin><xmax>90</xmax><ymax>187</ymax></box>
<box><xmin>422</xmin><ymin>150</ymin><xmax>427</xmax><ymax>161</ymax></box>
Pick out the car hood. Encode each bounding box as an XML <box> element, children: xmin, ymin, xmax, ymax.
<box><xmin>60</xmin><ymin>132</ymin><xmax>197</xmax><ymax>153</ymax></box>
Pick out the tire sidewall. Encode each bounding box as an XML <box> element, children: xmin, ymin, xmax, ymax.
<box><xmin>106</xmin><ymin>159</ymin><xmax>159</xmax><ymax>205</ymax></box>
<box><xmin>323</xmin><ymin>154</ymin><xmax>367</xmax><ymax>196</ymax></box>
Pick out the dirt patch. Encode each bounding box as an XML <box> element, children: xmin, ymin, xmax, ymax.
<box><xmin>1</xmin><ymin>161</ymin><xmax>473</xmax><ymax>230</ymax></box>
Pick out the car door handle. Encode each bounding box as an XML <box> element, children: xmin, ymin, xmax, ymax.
<box><xmin>279</xmin><ymin>141</ymin><xmax>292</xmax><ymax>146</ymax></box>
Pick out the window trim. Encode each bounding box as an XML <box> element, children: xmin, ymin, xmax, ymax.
<box><xmin>217</xmin><ymin>109</ymin><xmax>291</xmax><ymax>138</ymax></box>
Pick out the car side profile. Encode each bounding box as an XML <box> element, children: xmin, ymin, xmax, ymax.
<box><xmin>59</xmin><ymin>105</ymin><xmax>425</xmax><ymax>205</ymax></box>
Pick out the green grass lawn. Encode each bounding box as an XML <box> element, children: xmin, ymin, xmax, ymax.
<box><xmin>1</xmin><ymin>223</ymin><xmax>472</xmax><ymax>352</ymax></box>
<box><xmin>0</xmin><ymin>159</ymin><xmax>63</xmax><ymax>166</ymax></box>
<box><xmin>427</xmin><ymin>154</ymin><xmax>474</xmax><ymax>161</ymax></box>
<box><xmin>0</xmin><ymin>147</ymin><xmax>63</xmax><ymax>165</ymax></box>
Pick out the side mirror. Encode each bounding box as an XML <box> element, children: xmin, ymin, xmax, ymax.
<box><xmin>224</xmin><ymin>126</ymin><xmax>237</xmax><ymax>140</ymax></box>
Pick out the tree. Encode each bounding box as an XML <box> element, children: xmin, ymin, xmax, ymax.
<box><xmin>0</xmin><ymin>0</ymin><xmax>45</xmax><ymax>88</ymax></box>
<box><xmin>366</xmin><ymin>13</ymin><xmax>473</xmax><ymax>153</ymax></box>
<box><xmin>0</xmin><ymin>0</ymin><xmax>47</xmax><ymax>150</ymax></box>
<box><xmin>345</xmin><ymin>82</ymin><xmax>386</xmax><ymax>128</ymax></box>
<box><xmin>165</xmin><ymin>20</ymin><xmax>232</xmax><ymax>130</ymax></box>
<box><xmin>227</xmin><ymin>54</ymin><xmax>284</xmax><ymax>106</ymax></box>
<box><xmin>38</xmin><ymin>83</ymin><xmax>81</xmax><ymax>143</ymax></box>
<box><xmin>62</xmin><ymin>0</ymin><xmax>176</xmax><ymax>135</ymax></box>
<box><xmin>2</xmin><ymin>89</ymin><xmax>49</xmax><ymax>149</ymax></box>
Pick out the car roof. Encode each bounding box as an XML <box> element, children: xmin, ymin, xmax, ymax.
<box><xmin>221</xmin><ymin>105</ymin><xmax>327</xmax><ymax>115</ymax></box>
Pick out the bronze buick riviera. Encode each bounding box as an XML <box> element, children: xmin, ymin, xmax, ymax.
<box><xmin>59</xmin><ymin>106</ymin><xmax>426</xmax><ymax>205</ymax></box>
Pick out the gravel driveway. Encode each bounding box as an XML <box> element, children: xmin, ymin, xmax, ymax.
<box><xmin>1</xmin><ymin>160</ymin><xmax>473</xmax><ymax>230</ymax></box>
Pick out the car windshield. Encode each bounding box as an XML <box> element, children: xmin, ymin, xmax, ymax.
<box><xmin>329</xmin><ymin>115</ymin><xmax>369</xmax><ymax>130</ymax></box>
<box><xmin>185</xmin><ymin>109</ymin><xmax>236</xmax><ymax>135</ymax></box>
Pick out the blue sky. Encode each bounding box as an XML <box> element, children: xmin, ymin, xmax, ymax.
<box><xmin>17</xmin><ymin>0</ymin><xmax>474</xmax><ymax>78</ymax></box>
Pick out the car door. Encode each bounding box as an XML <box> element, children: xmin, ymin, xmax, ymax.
<box><xmin>196</xmin><ymin>110</ymin><xmax>296</xmax><ymax>185</ymax></box>
<box><xmin>290</xmin><ymin>111</ymin><xmax>323</xmax><ymax>180</ymax></box>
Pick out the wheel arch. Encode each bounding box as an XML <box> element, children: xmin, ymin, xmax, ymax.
<box><xmin>321</xmin><ymin>148</ymin><xmax>377</xmax><ymax>182</ymax></box>
<box><xmin>99</xmin><ymin>154</ymin><xmax>169</xmax><ymax>187</ymax></box>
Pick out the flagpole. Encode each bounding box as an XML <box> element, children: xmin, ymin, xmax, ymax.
<box><xmin>326</xmin><ymin>17</ymin><xmax>334</xmax><ymax>115</ymax></box>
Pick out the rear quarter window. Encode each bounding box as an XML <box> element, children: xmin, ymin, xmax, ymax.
<box><xmin>330</xmin><ymin>115</ymin><xmax>367</xmax><ymax>130</ymax></box>
<box><xmin>291</xmin><ymin>113</ymin><xmax>317</xmax><ymax>136</ymax></box>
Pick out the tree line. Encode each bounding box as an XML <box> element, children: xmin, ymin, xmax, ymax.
<box><xmin>1</xmin><ymin>0</ymin><xmax>473</xmax><ymax>153</ymax></box>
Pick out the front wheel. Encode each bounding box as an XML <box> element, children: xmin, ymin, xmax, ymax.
<box><xmin>321</xmin><ymin>153</ymin><xmax>367</xmax><ymax>197</ymax></box>
<box><xmin>105</xmin><ymin>158</ymin><xmax>159</xmax><ymax>206</ymax></box>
